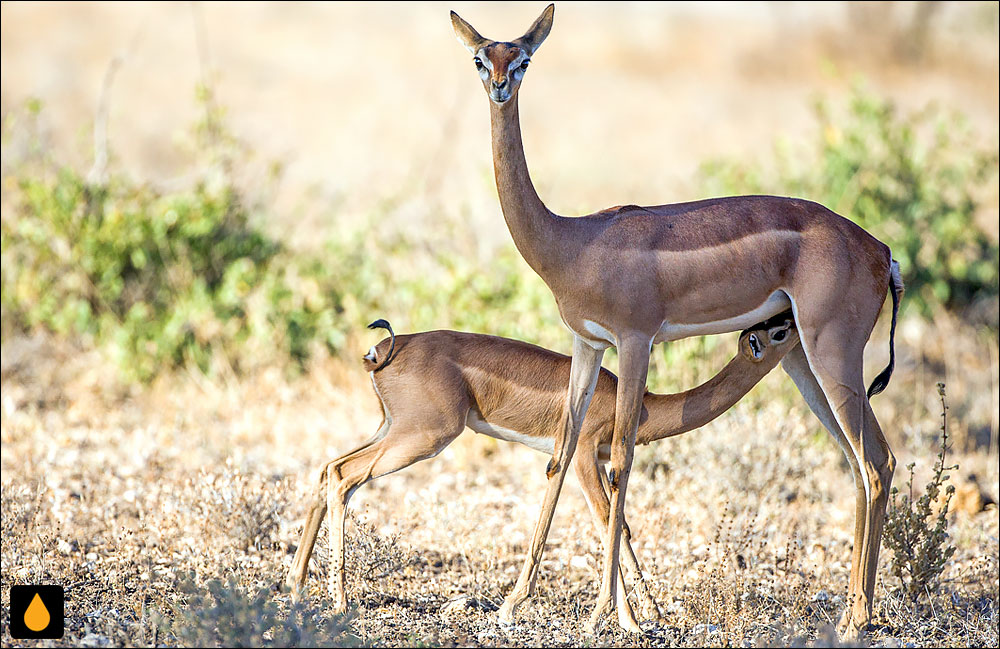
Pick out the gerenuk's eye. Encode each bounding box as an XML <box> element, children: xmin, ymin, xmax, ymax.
<box><xmin>520</xmin><ymin>59</ymin><xmax>530</xmax><ymax>70</ymax></box>
<box><xmin>474</xmin><ymin>57</ymin><xmax>485</xmax><ymax>70</ymax></box>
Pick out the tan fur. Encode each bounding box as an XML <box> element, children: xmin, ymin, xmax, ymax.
<box><xmin>482</xmin><ymin>43</ymin><xmax>523</xmax><ymax>87</ymax></box>
<box><xmin>286</xmin><ymin>316</ymin><xmax>798</xmax><ymax>622</ymax></box>
<box><xmin>453</xmin><ymin>4</ymin><xmax>896</xmax><ymax>637</ymax></box>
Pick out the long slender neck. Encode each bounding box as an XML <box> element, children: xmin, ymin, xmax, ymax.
<box><xmin>636</xmin><ymin>354</ymin><xmax>773</xmax><ymax>445</ymax></box>
<box><xmin>490</xmin><ymin>95</ymin><xmax>566</xmax><ymax>279</ymax></box>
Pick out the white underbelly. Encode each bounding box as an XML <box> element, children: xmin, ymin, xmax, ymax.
<box><xmin>465</xmin><ymin>411</ymin><xmax>555</xmax><ymax>455</ymax></box>
<box><xmin>654</xmin><ymin>290</ymin><xmax>791</xmax><ymax>343</ymax></box>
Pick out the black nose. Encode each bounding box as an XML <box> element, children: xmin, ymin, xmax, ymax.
<box><xmin>492</xmin><ymin>79</ymin><xmax>507</xmax><ymax>90</ymax></box>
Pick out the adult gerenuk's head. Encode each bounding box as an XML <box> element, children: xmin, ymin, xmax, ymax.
<box><xmin>450</xmin><ymin>4</ymin><xmax>554</xmax><ymax>105</ymax></box>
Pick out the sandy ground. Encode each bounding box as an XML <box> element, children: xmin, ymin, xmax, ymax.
<box><xmin>1</xmin><ymin>332</ymin><xmax>998</xmax><ymax>646</ymax></box>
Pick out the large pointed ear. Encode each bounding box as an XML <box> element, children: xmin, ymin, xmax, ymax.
<box><xmin>451</xmin><ymin>11</ymin><xmax>488</xmax><ymax>53</ymax></box>
<box><xmin>513</xmin><ymin>4</ymin><xmax>554</xmax><ymax>55</ymax></box>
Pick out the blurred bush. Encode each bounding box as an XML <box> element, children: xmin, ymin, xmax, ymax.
<box><xmin>1</xmin><ymin>164</ymin><xmax>352</xmax><ymax>381</ymax></box>
<box><xmin>0</xmin><ymin>112</ymin><xmax>561</xmax><ymax>382</ymax></box>
<box><xmin>699</xmin><ymin>88</ymin><xmax>999</xmax><ymax>325</ymax></box>
<box><xmin>3</xmin><ymin>86</ymin><xmax>997</xmax><ymax>385</ymax></box>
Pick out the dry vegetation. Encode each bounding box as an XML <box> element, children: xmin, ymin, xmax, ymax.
<box><xmin>2</xmin><ymin>2</ymin><xmax>999</xmax><ymax>647</ymax></box>
<box><xmin>2</xmin><ymin>332</ymin><xmax>997</xmax><ymax>647</ymax></box>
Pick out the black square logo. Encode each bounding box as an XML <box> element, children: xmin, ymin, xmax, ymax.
<box><xmin>9</xmin><ymin>585</ymin><xmax>64</xmax><ymax>639</ymax></box>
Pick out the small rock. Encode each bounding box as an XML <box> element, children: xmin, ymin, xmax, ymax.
<box><xmin>811</xmin><ymin>590</ymin><xmax>830</xmax><ymax>602</ymax></box>
<box><xmin>80</xmin><ymin>634</ymin><xmax>110</xmax><ymax>648</ymax></box>
<box><xmin>948</xmin><ymin>475</ymin><xmax>996</xmax><ymax>515</ymax></box>
<box><xmin>691</xmin><ymin>623</ymin><xmax>719</xmax><ymax>635</ymax></box>
<box><xmin>441</xmin><ymin>595</ymin><xmax>482</xmax><ymax>617</ymax></box>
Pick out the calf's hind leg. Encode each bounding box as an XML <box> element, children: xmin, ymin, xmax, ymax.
<box><xmin>287</xmin><ymin>425</ymin><xmax>390</xmax><ymax>597</ymax></box>
<box><xmin>287</xmin><ymin>410</ymin><xmax>464</xmax><ymax>610</ymax></box>
<box><xmin>324</xmin><ymin>418</ymin><xmax>465</xmax><ymax>611</ymax></box>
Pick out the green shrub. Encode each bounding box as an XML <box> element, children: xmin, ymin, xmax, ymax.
<box><xmin>1</xmin><ymin>154</ymin><xmax>356</xmax><ymax>381</ymax></box>
<box><xmin>9</xmin><ymin>86</ymin><xmax>994</xmax><ymax>385</ymax></box>
<box><xmin>700</xmin><ymin>88</ymin><xmax>999</xmax><ymax>322</ymax></box>
<box><xmin>0</xmin><ymin>143</ymin><xmax>571</xmax><ymax>382</ymax></box>
<box><xmin>883</xmin><ymin>383</ymin><xmax>957</xmax><ymax>602</ymax></box>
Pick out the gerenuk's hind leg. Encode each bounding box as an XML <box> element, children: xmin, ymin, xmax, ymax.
<box><xmin>287</xmin><ymin>424</ymin><xmax>389</xmax><ymax>597</ymax></box>
<box><xmin>598</xmin><ymin>465</ymin><xmax>663</xmax><ymax>622</ymax></box>
<box><xmin>323</xmin><ymin>419</ymin><xmax>464</xmax><ymax>611</ymax></box>
<box><xmin>575</xmin><ymin>452</ymin><xmax>663</xmax><ymax>625</ymax></box>
<box><xmin>791</xmin><ymin>309</ymin><xmax>895</xmax><ymax>638</ymax></box>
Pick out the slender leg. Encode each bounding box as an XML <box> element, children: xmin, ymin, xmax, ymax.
<box><xmin>788</xmin><ymin>316</ymin><xmax>895</xmax><ymax>638</ymax></box>
<box><xmin>286</xmin><ymin>416</ymin><xmax>463</xmax><ymax>610</ymax></box>
<box><xmin>287</xmin><ymin>424</ymin><xmax>392</xmax><ymax>597</ymax></box>
<box><xmin>780</xmin><ymin>344</ymin><xmax>866</xmax><ymax>599</ymax></box>
<box><xmin>287</xmin><ymin>464</ymin><xmax>331</xmax><ymax>597</ymax></box>
<box><xmin>817</xmin><ymin>377</ymin><xmax>894</xmax><ymax>637</ymax></box>
<box><xmin>326</xmin><ymin>469</ymin><xmax>350</xmax><ymax>611</ymax></box>
<box><xmin>598</xmin><ymin>464</ymin><xmax>663</xmax><ymax>622</ymax></box>
<box><xmin>855</xmin><ymin>402</ymin><xmax>895</xmax><ymax>630</ymax></box>
<box><xmin>573</xmin><ymin>452</ymin><xmax>641</xmax><ymax>631</ymax></box>
<box><xmin>498</xmin><ymin>336</ymin><xmax>605</xmax><ymax>624</ymax></box>
<box><xmin>588</xmin><ymin>334</ymin><xmax>651</xmax><ymax>632</ymax></box>
<box><xmin>326</xmin><ymin>421</ymin><xmax>464</xmax><ymax>610</ymax></box>
<box><xmin>575</xmin><ymin>451</ymin><xmax>661</xmax><ymax>630</ymax></box>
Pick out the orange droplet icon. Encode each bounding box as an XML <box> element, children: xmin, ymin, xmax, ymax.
<box><xmin>24</xmin><ymin>592</ymin><xmax>51</xmax><ymax>632</ymax></box>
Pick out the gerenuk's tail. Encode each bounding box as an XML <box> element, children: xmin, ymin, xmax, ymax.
<box><xmin>866</xmin><ymin>260</ymin><xmax>904</xmax><ymax>399</ymax></box>
<box><xmin>363</xmin><ymin>319</ymin><xmax>396</xmax><ymax>372</ymax></box>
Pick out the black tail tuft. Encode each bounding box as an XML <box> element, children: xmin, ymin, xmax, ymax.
<box><xmin>866</xmin><ymin>261</ymin><xmax>903</xmax><ymax>399</ymax></box>
<box><xmin>367</xmin><ymin>319</ymin><xmax>396</xmax><ymax>372</ymax></box>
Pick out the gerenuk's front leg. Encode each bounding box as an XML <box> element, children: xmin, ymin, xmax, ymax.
<box><xmin>574</xmin><ymin>452</ymin><xmax>652</xmax><ymax>631</ymax></box>
<box><xmin>588</xmin><ymin>333</ymin><xmax>650</xmax><ymax>633</ymax></box>
<box><xmin>498</xmin><ymin>335</ymin><xmax>605</xmax><ymax>624</ymax></box>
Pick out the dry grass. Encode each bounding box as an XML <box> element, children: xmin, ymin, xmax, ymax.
<box><xmin>1</xmin><ymin>327</ymin><xmax>997</xmax><ymax>647</ymax></box>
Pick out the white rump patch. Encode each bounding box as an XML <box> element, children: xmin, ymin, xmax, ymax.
<box><xmin>890</xmin><ymin>259</ymin><xmax>903</xmax><ymax>291</ymax></box>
